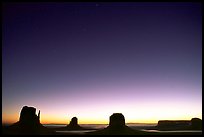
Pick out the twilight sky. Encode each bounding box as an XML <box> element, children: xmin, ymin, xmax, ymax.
<box><xmin>2</xmin><ymin>2</ymin><xmax>202</xmax><ymax>124</ymax></box>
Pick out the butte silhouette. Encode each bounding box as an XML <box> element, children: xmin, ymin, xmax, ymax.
<box><xmin>3</xmin><ymin>106</ymin><xmax>55</xmax><ymax>135</ymax></box>
<box><xmin>57</xmin><ymin>116</ymin><xmax>95</xmax><ymax>131</ymax></box>
<box><xmin>87</xmin><ymin>113</ymin><xmax>149</xmax><ymax>135</ymax></box>
<box><xmin>60</xmin><ymin>117</ymin><xmax>85</xmax><ymax>130</ymax></box>
<box><xmin>190</xmin><ymin>118</ymin><xmax>202</xmax><ymax>130</ymax></box>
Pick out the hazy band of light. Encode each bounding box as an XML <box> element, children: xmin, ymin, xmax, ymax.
<box><xmin>2</xmin><ymin>85</ymin><xmax>202</xmax><ymax>124</ymax></box>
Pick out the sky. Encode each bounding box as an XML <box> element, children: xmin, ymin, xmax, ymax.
<box><xmin>2</xmin><ymin>2</ymin><xmax>202</xmax><ymax>124</ymax></box>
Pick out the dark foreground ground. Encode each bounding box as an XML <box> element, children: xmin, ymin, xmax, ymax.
<box><xmin>2</xmin><ymin>125</ymin><xmax>202</xmax><ymax>135</ymax></box>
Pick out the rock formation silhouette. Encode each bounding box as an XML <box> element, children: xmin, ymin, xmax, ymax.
<box><xmin>156</xmin><ymin>118</ymin><xmax>202</xmax><ymax>131</ymax></box>
<box><xmin>190</xmin><ymin>118</ymin><xmax>202</xmax><ymax>130</ymax></box>
<box><xmin>56</xmin><ymin>116</ymin><xmax>91</xmax><ymax>131</ymax></box>
<box><xmin>87</xmin><ymin>113</ymin><xmax>148</xmax><ymax>135</ymax></box>
<box><xmin>157</xmin><ymin>120</ymin><xmax>190</xmax><ymax>130</ymax></box>
<box><xmin>3</xmin><ymin>106</ymin><xmax>55</xmax><ymax>135</ymax></box>
<box><xmin>19</xmin><ymin>106</ymin><xmax>40</xmax><ymax>127</ymax></box>
<box><xmin>109</xmin><ymin>113</ymin><xmax>125</xmax><ymax>128</ymax></box>
<box><xmin>66</xmin><ymin>117</ymin><xmax>84</xmax><ymax>130</ymax></box>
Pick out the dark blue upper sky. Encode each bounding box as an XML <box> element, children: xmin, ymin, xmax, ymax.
<box><xmin>2</xmin><ymin>2</ymin><xmax>202</xmax><ymax>124</ymax></box>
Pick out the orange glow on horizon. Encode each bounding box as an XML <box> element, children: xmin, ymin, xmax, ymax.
<box><xmin>2</xmin><ymin>101</ymin><xmax>202</xmax><ymax>125</ymax></box>
<box><xmin>2</xmin><ymin>111</ymin><xmax>202</xmax><ymax>125</ymax></box>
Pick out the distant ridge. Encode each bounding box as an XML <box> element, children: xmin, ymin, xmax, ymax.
<box><xmin>157</xmin><ymin>118</ymin><xmax>202</xmax><ymax>130</ymax></box>
<box><xmin>2</xmin><ymin>106</ymin><xmax>202</xmax><ymax>135</ymax></box>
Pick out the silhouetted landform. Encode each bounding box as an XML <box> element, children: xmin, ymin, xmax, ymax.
<box><xmin>190</xmin><ymin>118</ymin><xmax>202</xmax><ymax>130</ymax></box>
<box><xmin>66</xmin><ymin>117</ymin><xmax>84</xmax><ymax>130</ymax></box>
<box><xmin>157</xmin><ymin>120</ymin><xmax>190</xmax><ymax>130</ymax></box>
<box><xmin>157</xmin><ymin>118</ymin><xmax>202</xmax><ymax>130</ymax></box>
<box><xmin>87</xmin><ymin>113</ymin><xmax>151</xmax><ymax>135</ymax></box>
<box><xmin>2</xmin><ymin>106</ymin><xmax>202</xmax><ymax>135</ymax></box>
<box><xmin>56</xmin><ymin>117</ymin><xmax>96</xmax><ymax>131</ymax></box>
<box><xmin>2</xmin><ymin>106</ymin><xmax>55</xmax><ymax>135</ymax></box>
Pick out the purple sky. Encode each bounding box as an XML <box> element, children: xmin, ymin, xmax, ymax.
<box><xmin>2</xmin><ymin>2</ymin><xmax>202</xmax><ymax>124</ymax></box>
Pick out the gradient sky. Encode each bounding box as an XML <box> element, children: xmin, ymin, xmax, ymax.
<box><xmin>2</xmin><ymin>2</ymin><xmax>202</xmax><ymax>124</ymax></box>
